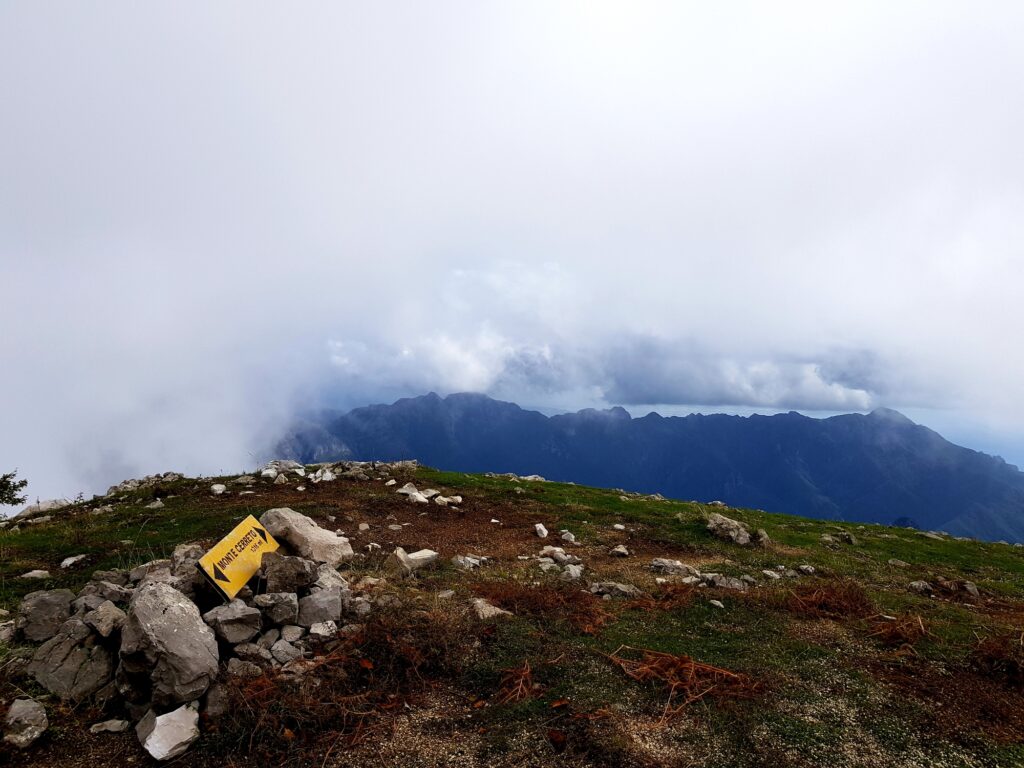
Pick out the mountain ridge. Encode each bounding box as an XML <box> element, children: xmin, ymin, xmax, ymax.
<box><xmin>277</xmin><ymin>392</ymin><xmax>1024</xmax><ymax>542</ymax></box>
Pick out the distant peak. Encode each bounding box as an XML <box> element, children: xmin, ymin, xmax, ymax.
<box><xmin>868</xmin><ymin>407</ymin><xmax>914</xmax><ymax>424</ymax></box>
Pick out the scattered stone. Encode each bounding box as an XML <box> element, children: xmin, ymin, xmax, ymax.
<box><xmin>254</xmin><ymin>592</ymin><xmax>300</xmax><ymax>625</ymax></box>
<box><xmin>90</xmin><ymin>718</ymin><xmax>130</xmax><ymax>734</ymax></box>
<box><xmin>14</xmin><ymin>498</ymin><xmax>72</xmax><ymax>520</ymax></box>
<box><xmin>118</xmin><ymin>582</ymin><xmax>219</xmax><ymax>708</ymax></box>
<box><xmin>203</xmin><ymin>600</ymin><xmax>262</xmax><ymax>644</ymax></box>
<box><xmin>452</xmin><ymin>554</ymin><xmax>484</xmax><ymax>570</ymax></box>
<box><xmin>60</xmin><ymin>554</ymin><xmax>88</xmax><ymax>569</ymax></box>
<box><xmin>888</xmin><ymin>558</ymin><xmax>910</xmax><ymax>568</ymax></box>
<box><xmin>210</xmin><ymin>484</ymin><xmax>227</xmax><ymax>495</ymax></box>
<box><xmin>561</xmin><ymin>564</ymin><xmax>584</xmax><ymax>581</ymax></box>
<box><xmin>28</xmin><ymin>618</ymin><xmax>114</xmax><ymax>701</ymax></box>
<box><xmin>271</xmin><ymin>640</ymin><xmax>302</xmax><ymax>664</ymax></box>
<box><xmin>709</xmin><ymin>600</ymin><xmax>726</xmax><ymax>609</ymax></box>
<box><xmin>84</xmin><ymin>601</ymin><xmax>127</xmax><ymax>638</ymax></box>
<box><xmin>962</xmin><ymin>581</ymin><xmax>981</xmax><ymax>597</ymax></box>
<box><xmin>297</xmin><ymin>588</ymin><xmax>344</xmax><ymax>627</ymax></box>
<box><xmin>358</xmin><ymin>523</ymin><xmax>371</xmax><ymax>532</ymax></box>
<box><xmin>612</xmin><ymin>523</ymin><xmax>626</xmax><ymax>531</ymax></box>
<box><xmin>609</xmin><ymin>544</ymin><xmax>630</xmax><ymax>557</ymax></box>
<box><xmin>20</xmin><ymin>570</ymin><xmax>50</xmax><ymax>580</ymax></box>
<box><xmin>535</xmin><ymin>523</ymin><xmax>549</xmax><ymax>538</ymax></box>
<box><xmin>650</xmin><ymin>559</ymin><xmax>699</xmax><ymax>577</ymax></box>
<box><xmin>589</xmin><ymin>582</ymin><xmax>643</xmax><ymax>599</ymax></box>
<box><xmin>3</xmin><ymin>698</ymin><xmax>48</xmax><ymax>749</ymax></box>
<box><xmin>385</xmin><ymin>547</ymin><xmax>439</xmax><ymax>577</ymax></box>
<box><xmin>145</xmin><ymin>499</ymin><xmax>165</xmax><ymax>510</ymax></box>
<box><xmin>136</xmin><ymin>703</ymin><xmax>200</xmax><ymax>761</ymax></box>
<box><xmin>797</xmin><ymin>565</ymin><xmax>816</xmax><ymax>575</ymax></box>
<box><xmin>908</xmin><ymin>580</ymin><xmax>933</xmax><ymax>595</ymax></box>
<box><xmin>280</xmin><ymin>625</ymin><xmax>305</xmax><ymax>643</ymax></box>
<box><xmin>309</xmin><ymin>621</ymin><xmax>338</xmax><ymax>641</ymax></box>
<box><xmin>17</xmin><ymin>589</ymin><xmax>75</xmax><ymax>642</ymax></box>
<box><xmin>706</xmin><ymin>513</ymin><xmax>752</xmax><ymax>546</ymax></box>
<box><xmin>471</xmin><ymin>598</ymin><xmax>511</xmax><ymax>620</ymax></box>
<box><xmin>261</xmin><ymin>551</ymin><xmax>318</xmax><ymax>593</ymax></box>
<box><xmin>820</xmin><ymin>533</ymin><xmax>837</xmax><ymax>545</ymax></box>
<box><xmin>396</xmin><ymin>482</ymin><xmax>419</xmax><ymax>496</ymax></box>
<box><xmin>384</xmin><ymin>479</ymin><xmax>397</xmax><ymax>487</ymax></box>
<box><xmin>260</xmin><ymin>508</ymin><xmax>354</xmax><ymax>567</ymax></box>
<box><xmin>702</xmin><ymin>573</ymin><xmax>748</xmax><ymax>591</ymax></box>
<box><xmin>762</xmin><ymin>569</ymin><xmax>782</xmax><ymax>580</ymax></box>
<box><xmin>561</xmin><ymin>530</ymin><xmax>577</xmax><ymax>544</ymax></box>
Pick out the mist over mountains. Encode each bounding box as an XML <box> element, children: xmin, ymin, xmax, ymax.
<box><xmin>278</xmin><ymin>393</ymin><xmax>1024</xmax><ymax>543</ymax></box>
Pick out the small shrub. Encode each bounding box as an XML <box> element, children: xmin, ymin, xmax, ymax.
<box><xmin>607</xmin><ymin>645</ymin><xmax>762</xmax><ymax>721</ymax></box>
<box><xmin>472</xmin><ymin>580</ymin><xmax>614</xmax><ymax>634</ymax></box>
<box><xmin>781</xmin><ymin>580</ymin><xmax>874</xmax><ymax>619</ymax></box>
<box><xmin>972</xmin><ymin>632</ymin><xmax>1024</xmax><ymax>689</ymax></box>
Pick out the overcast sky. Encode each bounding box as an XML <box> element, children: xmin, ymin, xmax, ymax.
<box><xmin>2</xmin><ymin>2</ymin><xmax>1023</xmax><ymax>503</ymax></box>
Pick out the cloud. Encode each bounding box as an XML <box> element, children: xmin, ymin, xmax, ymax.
<box><xmin>2</xmin><ymin>2</ymin><xmax>1024</xmax><ymax>501</ymax></box>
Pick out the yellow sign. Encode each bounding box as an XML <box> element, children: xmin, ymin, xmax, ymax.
<box><xmin>197</xmin><ymin>515</ymin><xmax>279</xmax><ymax>600</ymax></box>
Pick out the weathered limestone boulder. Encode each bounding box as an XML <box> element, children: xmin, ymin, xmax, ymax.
<box><xmin>589</xmin><ymin>582</ymin><xmax>643</xmax><ymax>599</ymax></box>
<box><xmin>84</xmin><ymin>601</ymin><xmax>127</xmax><ymax>638</ymax></box>
<box><xmin>14</xmin><ymin>498</ymin><xmax>71</xmax><ymax>520</ymax></box>
<box><xmin>314</xmin><ymin>563</ymin><xmax>349</xmax><ymax>591</ymax></box>
<box><xmin>385</xmin><ymin>547</ymin><xmax>439</xmax><ymax>577</ymax></box>
<box><xmin>16</xmin><ymin>589</ymin><xmax>75</xmax><ymax>642</ymax></box>
<box><xmin>308</xmin><ymin>621</ymin><xmax>337</xmax><ymax>641</ymax></box>
<box><xmin>270</xmin><ymin>640</ymin><xmax>302</xmax><ymax>664</ymax></box>
<box><xmin>78</xmin><ymin>580</ymin><xmax>133</xmax><ymax>605</ymax></box>
<box><xmin>202</xmin><ymin>600</ymin><xmax>262</xmax><ymax>644</ymax></box>
<box><xmin>297</xmin><ymin>587</ymin><xmax>344</xmax><ymax>627</ymax></box>
<box><xmin>261</xmin><ymin>551</ymin><xmax>319</xmax><ymax>593</ymax></box>
<box><xmin>3</xmin><ymin>698</ymin><xmax>48</xmax><ymax>749</ymax></box>
<box><xmin>650</xmin><ymin>559</ymin><xmax>700</xmax><ymax>577</ymax></box>
<box><xmin>706</xmin><ymin>513</ymin><xmax>752</xmax><ymax>546</ymax></box>
<box><xmin>118</xmin><ymin>583</ymin><xmax>219</xmax><ymax>708</ymax></box>
<box><xmin>60</xmin><ymin>554</ymin><xmax>88</xmax><ymax>569</ymax></box>
<box><xmin>471</xmin><ymin>598</ymin><xmax>511</xmax><ymax>620</ymax></box>
<box><xmin>136</xmin><ymin>703</ymin><xmax>200</xmax><ymax>761</ymax></box>
<box><xmin>561</xmin><ymin>564</ymin><xmax>584</xmax><ymax>581</ymax></box>
<box><xmin>90</xmin><ymin>718</ymin><xmax>130</xmax><ymax>734</ymax></box>
<box><xmin>28</xmin><ymin>618</ymin><xmax>114</xmax><ymax>701</ymax></box>
<box><xmin>702</xmin><ymin>573</ymin><xmax>748</xmax><ymax>591</ymax></box>
<box><xmin>260</xmin><ymin>508</ymin><xmax>354</xmax><ymax>567</ymax></box>
<box><xmin>253</xmin><ymin>592</ymin><xmax>299</xmax><ymax>625</ymax></box>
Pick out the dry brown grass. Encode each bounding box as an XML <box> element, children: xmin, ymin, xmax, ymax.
<box><xmin>215</xmin><ymin>603</ymin><xmax>479</xmax><ymax>766</ymax></box>
<box><xmin>606</xmin><ymin>645</ymin><xmax>762</xmax><ymax>722</ymax></box>
<box><xmin>626</xmin><ymin>583</ymin><xmax>696</xmax><ymax>612</ymax></box>
<box><xmin>472</xmin><ymin>580</ymin><xmax>614</xmax><ymax>634</ymax></box>
<box><xmin>779</xmin><ymin>579</ymin><xmax>874</xmax><ymax>619</ymax></box>
<box><xmin>971</xmin><ymin>631</ymin><xmax>1024</xmax><ymax>690</ymax></box>
<box><xmin>494</xmin><ymin>660</ymin><xmax>537</xmax><ymax>704</ymax></box>
<box><xmin>866</xmin><ymin>614</ymin><xmax>931</xmax><ymax>654</ymax></box>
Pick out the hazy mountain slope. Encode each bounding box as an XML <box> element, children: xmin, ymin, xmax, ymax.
<box><xmin>278</xmin><ymin>393</ymin><xmax>1024</xmax><ymax>541</ymax></box>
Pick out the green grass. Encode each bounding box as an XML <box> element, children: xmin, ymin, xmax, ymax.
<box><xmin>2</xmin><ymin>465</ymin><xmax>1023</xmax><ymax>767</ymax></box>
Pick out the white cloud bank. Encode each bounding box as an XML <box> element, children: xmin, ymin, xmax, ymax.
<box><xmin>2</xmin><ymin>2</ymin><xmax>1023</xmax><ymax>500</ymax></box>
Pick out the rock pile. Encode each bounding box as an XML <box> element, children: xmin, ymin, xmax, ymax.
<box><xmin>3</xmin><ymin>507</ymin><xmax>368</xmax><ymax>761</ymax></box>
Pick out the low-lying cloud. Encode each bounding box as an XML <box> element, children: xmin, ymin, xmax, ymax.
<box><xmin>2</xmin><ymin>2</ymin><xmax>1024</xmax><ymax>502</ymax></box>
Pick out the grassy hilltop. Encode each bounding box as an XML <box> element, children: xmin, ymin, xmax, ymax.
<box><xmin>2</xmin><ymin>466</ymin><xmax>1023</xmax><ymax>767</ymax></box>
